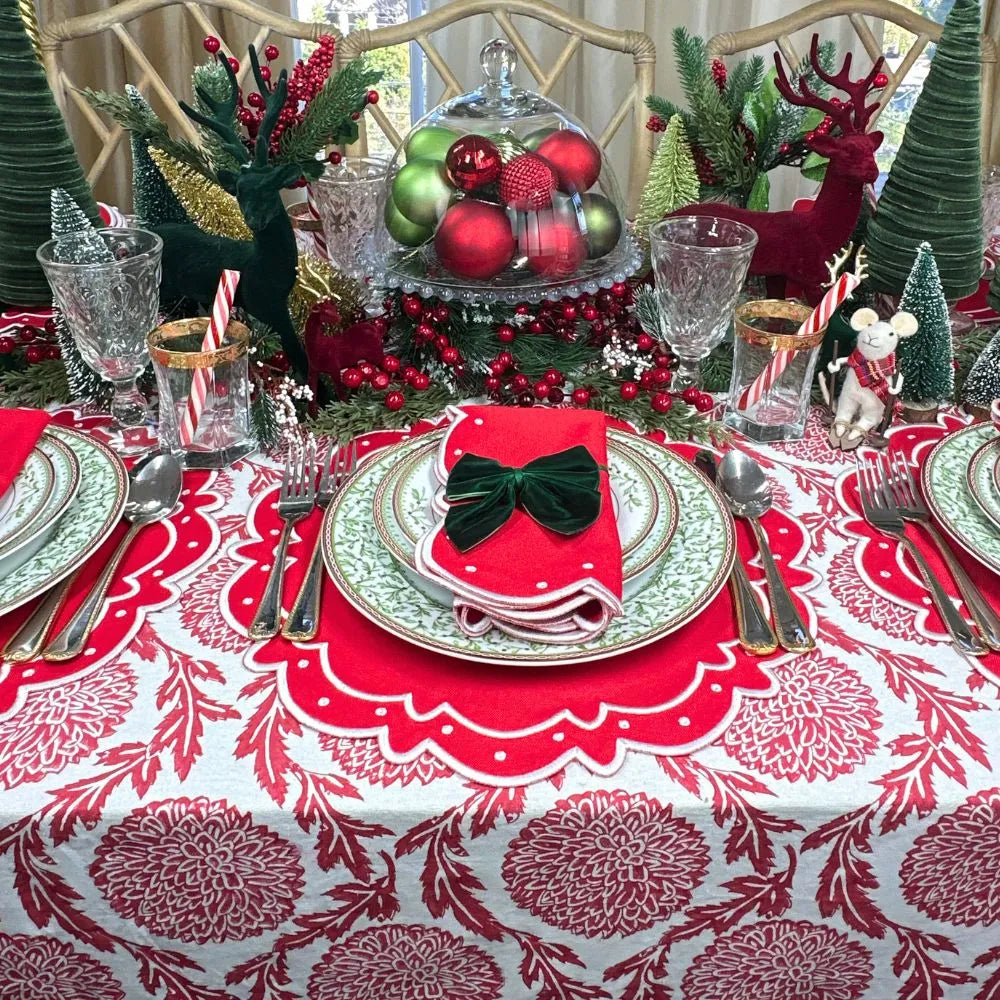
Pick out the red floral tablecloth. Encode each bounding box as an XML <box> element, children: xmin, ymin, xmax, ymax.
<box><xmin>1</xmin><ymin>406</ymin><xmax>999</xmax><ymax>1000</ymax></box>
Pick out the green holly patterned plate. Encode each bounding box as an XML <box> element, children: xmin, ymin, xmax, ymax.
<box><xmin>325</xmin><ymin>431</ymin><xmax>734</xmax><ymax>666</ymax></box>
<box><xmin>966</xmin><ymin>434</ymin><xmax>1000</xmax><ymax>533</ymax></box>
<box><xmin>0</xmin><ymin>426</ymin><xmax>127</xmax><ymax>618</ymax></box>
<box><xmin>922</xmin><ymin>422</ymin><xmax>1000</xmax><ymax>574</ymax></box>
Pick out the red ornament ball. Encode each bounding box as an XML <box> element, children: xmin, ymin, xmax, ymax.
<box><xmin>433</xmin><ymin>334</ymin><xmax>450</xmax><ymax>352</ymax></box>
<box><xmin>496</xmin><ymin>323</ymin><xmax>516</xmax><ymax>344</ymax></box>
<box><xmin>411</xmin><ymin>372</ymin><xmax>430</xmax><ymax>391</ymax></box>
<box><xmin>620</xmin><ymin>381</ymin><xmax>639</xmax><ymax>401</ymax></box>
<box><xmin>654</xmin><ymin>353</ymin><xmax>671</xmax><ymax>368</ymax></box>
<box><xmin>25</xmin><ymin>344</ymin><xmax>44</xmax><ymax>364</ymax></box>
<box><xmin>327</xmin><ymin>150</ymin><xmax>342</xmax><ymax>165</ymax></box>
<box><xmin>518</xmin><ymin>392</ymin><xmax>534</xmax><ymax>407</ymax></box>
<box><xmin>0</xmin><ymin>336</ymin><xmax>14</xmax><ymax>354</ymax></box>
<box><xmin>203</xmin><ymin>35</ymin><xmax>221</xmax><ymax>53</ymax></box>
<box><xmin>441</xmin><ymin>346</ymin><xmax>460</xmax><ymax>365</ymax></box>
<box><xmin>489</xmin><ymin>359</ymin><xmax>507</xmax><ymax>377</ymax></box>
<box><xmin>695</xmin><ymin>393</ymin><xmax>714</xmax><ymax>413</ymax></box>
<box><xmin>874</xmin><ymin>71</ymin><xmax>889</xmax><ymax>88</ymax></box>
<box><xmin>571</xmin><ymin>387</ymin><xmax>591</xmax><ymax>406</ymax></box>
<box><xmin>499</xmin><ymin>153</ymin><xmax>557</xmax><ymax>211</ymax></box>
<box><xmin>515</xmin><ymin>304</ymin><xmax>530</xmax><ymax>316</ymax></box>
<box><xmin>779</xmin><ymin>142</ymin><xmax>791</xmax><ymax>155</ymax></box>
<box><xmin>351</xmin><ymin>111</ymin><xmax>361</xmax><ymax>121</ymax></box>
<box><xmin>435</xmin><ymin>201</ymin><xmax>514</xmax><ymax>280</ymax></box>
<box><xmin>639</xmin><ymin>370</ymin><xmax>654</xmax><ymax>387</ymax></box>
<box><xmin>445</xmin><ymin>135</ymin><xmax>502</xmax><ymax>192</ymax></box>
<box><xmin>269</xmin><ymin>351</ymin><xmax>289</xmax><ymax>372</ymax></box>
<box><xmin>534</xmin><ymin>130</ymin><xmax>601</xmax><ymax>193</ymax></box>
<box><xmin>385</xmin><ymin>390</ymin><xmax>405</xmax><ymax>411</ymax></box>
<box><xmin>402</xmin><ymin>296</ymin><xmax>423</xmax><ymax>319</ymax></box>
<box><xmin>44</xmin><ymin>345</ymin><xmax>61</xmax><ymax>360</ymax></box>
<box><xmin>341</xmin><ymin>367</ymin><xmax>363</xmax><ymax>389</ymax></box>
<box><xmin>526</xmin><ymin>217</ymin><xmax>586</xmax><ymax>278</ymax></box>
<box><xmin>534</xmin><ymin>380</ymin><xmax>550</xmax><ymax>400</ymax></box>
<box><xmin>582</xmin><ymin>304</ymin><xmax>598</xmax><ymax>322</ymax></box>
<box><xmin>497</xmin><ymin>351</ymin><xmax>514</xmax><ymax>369</ymax></box>
<box><xmin>653</xmin><ymin>368</ymin><xmax>671</xmax><ymax>386</ymax></box>
<box><xmin>248</xmin><ymin>92</ymin><xmax>265</xmax><ymax>109</ymax></box>
<box><xmin>681</xmin><ymin>386</ymin><xmax>701</xmax><ymax>404</ymax></box>
<box><xmin>611</xmin><ymin>282</ymin><xmax>627</xmax><ymax>298</ymax></box>
<box><xmin>371</xmin><ymin>371</ymin><xmax>391</xmax><ymax>391</ymax></box>
<box><xmin>561</xmin><ymin>303</ymin><xmax>577</xmax><ymax>322</ymax></box>
<box><xmin>259</xmin><ymin>66</ymin><xmax>272</xmax><ymax>82</ymax></box>
<box><xmin>382</xmin><ymin>354</ymin><xmax>401</xmax><ymax>373</ymax></box>
<box><xmin>651</xmin><ymin>392</ymin><xmax>673</xmax><ymax>414</ymax></box>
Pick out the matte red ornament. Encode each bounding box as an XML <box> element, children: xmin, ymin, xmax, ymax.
<box><xmin>435</xmin><ymin>201</ymin><xmax>514</xmax><ymax>279</ymax></box>
<box><xmin>535</xmin><ymin>130</ymin><xmax>602</xmax><ymax>193</ymax></box>
<box><xmin>385</xmin><ymin>390</ymin><xmax>405</xmax><ymax>411</ymax></box>
<box><xmin>445</xmin><ymin>136</ymin><xmax>502</xmax><ymax>192</ymax></box>
<box><xmin>526</xmin><ymin>217</ymin><xmax>586</xmax><ymax>278</ymax></box>
<box><xmin>499</xmin><ymin>153</ymin><xmax>557</xmax><ymax>210</ymax></box>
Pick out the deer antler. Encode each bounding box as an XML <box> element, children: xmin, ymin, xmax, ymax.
<box><xmin>774</xmin><ymin>34</ymin><xmax>885</xmax><ymax>136</ymax></box>
<box><xmin>824</xmin><ymin>242</ymin><xmax>854</xmax><ymax>287</ymax></box>
<box><xmin>853</xmin><ymin>245</ymin><xmax>869</xmax><ymax>283</ymax></box>
<box><xmin>249</xmin><ymin>45</ymin><xmax>288</xmax><ymax>167</ymax></box>
<box><xmin>179</xmin><ymin>52</ymin><xmax>249</xmax><ymax>166</ymax></box>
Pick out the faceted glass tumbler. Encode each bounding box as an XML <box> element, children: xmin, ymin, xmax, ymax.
<box><xmin>649</xmin><ymin>216</ymin><xmax>758</xmax><ymax>390</ymax></box>
<box><xmin>724</xmin><ymin>299</ymin><xmax>818</xmax><ymax>442</ymax></box>
<box><xmin>37</xmin><ymin>227</ymin><xmax>162</xmax><ymax>431</ymax></box>
<box><xmin>311</xmin><ymin>156</ymin><xmax>389</xmax><ymax>276</ymax></box>
<box><xmin>148</xmin><ymin>318</ymin><xmax>253</xmax><ymax>469</ymax></box>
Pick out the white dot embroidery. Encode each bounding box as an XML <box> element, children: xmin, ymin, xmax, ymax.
<box><xmin>181</xmin><ymin>516</ymin><xmax>191</xmax><ymax>525</ymax></box>
<box><xmin>181</xmin><ymin>489</ymin><xmax>191</xmax><ymax>496</ymax></box>
<box><xmin>22</xmin><ymin>668</ymin><xmax>34</xmax><ymax>677</ymax></box>
<box><xmin>187</xmin><ymin>541</ymin><xmax>198</xmax><ymax>549</ymax></box>
<box><xmin>536</xmin><ymin>581</ymin><xmax>548</xmax><ymax>590</ymax></box>
<box><xmin>552</xmin><ymin>732</ymin><xmax>565</xmax><ymax>742</ymax></box>
<box><xmin>85</xmin><ymin>647</ymin><xmax>97</xmax><ymax>657</ymax></box>
<box><xmin>242</xmin><ymin>597</ymin><xmax>253</xmax><ymax>605</ymax></box>
<box><xmin>297</xmin><ymin>659</ymin><xmax>309</xmax><ymax>668</ymax></box>
<box><xmin>678</xmin><ymin>716</ymin><xmax>691</xmax><ymax>727</ymax></box>
<box><xmin>474</xmin><ymin>418</ymin><xmax>484</xmax><ymax>425</ymax></box>
<box><xmin>453</xmin><ymin>448</ymin><xmax>463</xmax><ymax>456</ymax></box>
<box><xmin>880</xmin><ymin>570</ymin><xmax>891</xmax><ymax>579</ymax></box>
<box><xmin>922</xmin><ymin>597</ymin><xmax>932</xmax><ymax>605</ymax></box>
<box><xmin>152</xmin><ymin>569</ymin><xmax>164</xmax><ymax>578</ymax></box>
<box><xmin>465</xmin><ymin>565</ymin><xmax>476</xmax><ymax>573</ymax></box>
<box><xmin>115</xmin><ymin>609</ymin><xmax>127</xmax><ymax>619</ymax></box>
<box><xmin>374</xmin><ymin>706</ymin><xmax>387</xmax><ymax>717</ymax></box>
<box><xmin>494</xmin><ymin>750</ymin><xmax>507</xmax><ymax>761</ymax></box>
<box><xmin>270</xmin><ymin>529</ymin><xmax>280</xmax><ymax>537</ymax></box>
<box><xmin>261</xmin><ymin>564</ymin><xmax>270</xmax><ymax>573</ymax></box>
<box><xmin>879</xmin><ymin>542</ymin><xmax>890</xmax><ymax>550</ymax></box>
<box><xmin>618</xmin><ymin>720</ymin><xmax>630</xmax><ymax>730</ymax></box>
<box><xmin>317</xmin><ymin>697</ymin><xmax>330</xmax><ymax>707</ymax></box>
<box><xmin>361</xmin><ymin>439</ymin><xmax>370</xmax><ymax>447</ymax></box>
<box><xmin>778</xmin><ymin>527</ymin><xmax>789</xmax><ymax>534</ymax></box>
<box><xmin>710</xmin><ymin>683</ymin><xmax>722</xmax><ymax>693</ymax></box>
<box><xmin>582</xmin><ymin>562</ymin><xmax>594</xmax><ymax>570</ymax></box>
<box><xmin>441</xmin><ymin>724</ymin><xmax>454</xmax><ymax>735</ymax></box>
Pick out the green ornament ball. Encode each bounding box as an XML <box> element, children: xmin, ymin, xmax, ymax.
<box><xmin>580</xmin><ymin>193</ymin><xmax>622</xmax><ymax>258</ymax></box>
<box><xmin>405</xmin><ymin>125</ymin><xmax>459</xmax><ymax>163</ymax></box>
<box><xmin>384</xmin><ymin>195</ymin><xmax>433</xmax><ymax>246</ymax></box>
<box><xmin>523</xmin><ymin>127</ymin><xmax>557</xmax><ymax>151</ymax></box>
<box><xmin>391</xmin><ymin>158</ymin><xmax>452</xmax><ymax>228</ymax></box>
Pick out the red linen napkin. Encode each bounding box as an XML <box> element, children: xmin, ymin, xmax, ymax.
<box><xmin>414</xmin><ymin>405</ymin><xmax>623</xmax><ymax>635</ymax></box>
<box><xmin>0</xmin><ymin>408</ymin><xmax>51</xmax><ymax>497</ymax></box>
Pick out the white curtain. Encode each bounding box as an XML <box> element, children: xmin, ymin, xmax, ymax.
<box><xmin>426</xmin><ymin>0</ymin><xmax>882</xmax><ymax>210</ymax></box>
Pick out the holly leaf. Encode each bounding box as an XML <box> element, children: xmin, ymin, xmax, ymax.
<box><xmin>747</xmin><ymin>172</ymin><xmax>770</xmax><ymax>211</ymax></box>
<box><xmin>801</xmin><ymin>151</ymin><xmax>829</xmax><ymax>182</ymax></box>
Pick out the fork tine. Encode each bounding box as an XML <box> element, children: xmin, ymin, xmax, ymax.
<box><xmin>855</xmin><ymin>454</ymin><xmax>871</xmax><ymax>515</ymax></box>
<box><xmin>320</xmin><ymin>442</ymin><xmax>335</xmax><ymax>492</ymax></box>
<box><xmin>888</xmin><ymin>451</ymin><xmax>908</xmax><ymax>506</ymax></box>
<box><xmin>882</xmin><ymin>452</ymin><xmax>905</xmax><ymax>509</ymax></box>
<box><xmin>280</xmin><ymin>450</ymin><xmax>293</xmax><ymax>501</ymax></box>
<box><xmin>895</xmin><ymin>451</ymin><xmax>919</xmax><ymax>505</ymax></box>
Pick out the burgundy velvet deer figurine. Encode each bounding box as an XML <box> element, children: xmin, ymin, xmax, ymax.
<box><xmin>674</xmin><ymin>36</ymin><xmax>885</xmax><ymax>304</ymax></box>
<box><xmin>154</xmin><ymin>47</ymin><xmax>309</xmax><ymax>375</ymax></box>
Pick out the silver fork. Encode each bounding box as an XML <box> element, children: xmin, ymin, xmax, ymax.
<box><xmin>887</xmin><ymin>451</ymin><xmax>1000</xmax><ymax>651</ymax></box>
<box><xmin>856</xmin><ymin>452</ymin><xmax>986</xmax><ymax>656</ymax></box>
<box><xmin>249</xmin><ymin>437</ymin><xmax>317</xmax><ymax>640</ymax></box>
<box><xmin>282</xmin><ymin>441</ymin><xmax>356</xmax><ymax>641</ymax></box>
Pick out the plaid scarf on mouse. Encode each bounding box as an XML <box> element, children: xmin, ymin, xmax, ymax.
<box><xmin>848</xmin><ymin>349</ymin><xmax>895</xmax><ymax>404</ymax></box>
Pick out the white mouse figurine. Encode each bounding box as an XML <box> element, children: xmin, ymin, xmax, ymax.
<box><xmin>826</xmin><ymin>306</ymin><xmax>918</xmax><ymax>450</ymax></box>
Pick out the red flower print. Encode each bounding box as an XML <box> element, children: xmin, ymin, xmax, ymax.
<box><xmin>827</xmin><ymin>546</ymin><xmax>927</xmax><ymax>642</ymax></box>
<box><xmin>681</xmin><ymin>919</ymin><xmax>873</xmax><ymax>1000</ymax></box>
<box><xmin>899</xmin><ymin>788</ymin><xmax>1000</xmax><ymax>926</ymax></box>
<box><xmin>179</xmin><ymin>555</ymin><xmax>244</xmax><ymax>653</ymax></box>
<box><xmin>308</xmin><ymin>924</ymin><xmax>503</xmax><ymax>1000</ymax></box>
<box><xmin>502</xmin><ymin>790</ymin><xmax>709</xmax><ymax>938</ymax></box>
<box><xmin>0</xmin><ymin>932</ymin><xmax>124</xmax><ymax>1000</ymax></box>
<box><xmin>0</xmin><ymin>663</ymin><xmax>136</xmax><ymax>789</ymax></box>
<box><xmin>723</xmin><ymin>653</ymin><xmax>880</xmax><ymax>782</ymax></box>
<box><xmin>90</xmin><ymin>797</ymin><xmax>304</xmax><ymax>943</ymax></box>
<box><xmin>321</xmin><ymin>735</ymin><xmax>452</xmax><ymax>787</ymax></box>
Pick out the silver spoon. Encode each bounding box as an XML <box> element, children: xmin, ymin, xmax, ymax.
<box><xmin>40</xmin><ymin>452</ymin><xmax>183</xmax><ymax>662</ymax></box>
<box><xmin>718</xmin><ymin>449</ymin><xmax>815</xmax><ymax>653</ymax></box>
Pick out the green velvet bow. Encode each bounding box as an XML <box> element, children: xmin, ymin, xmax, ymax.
<box><xmin>444</xmin><ymin>445</ymin><xmax>604</xmax><ymax>552</ymax></box>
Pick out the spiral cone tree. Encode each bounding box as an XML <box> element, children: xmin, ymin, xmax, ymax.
<box><xmin>865</xmin><ymin>0</ymin><xmax>982</xmax><ymax>301</ymax></box>
<box><xmin>0</xmin><ymin>0</ymin><xmax>100</xmax><ymax>304</ymax></box>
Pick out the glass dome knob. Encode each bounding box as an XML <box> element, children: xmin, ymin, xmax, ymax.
<box><xmin>481</xmin><ymin>39</ymin><xmax>517</xmax><ymax>90</ymax></box>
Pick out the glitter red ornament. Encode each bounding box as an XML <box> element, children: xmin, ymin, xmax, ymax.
<box><xmin>445</xmin><ymin>136</ymin><xmax>502</xmax><ymax>192</ymax></box>
<box><xmin>203</xmin><ymin>35</ymin><xmax>221</xmax><ymax>54</ymax></box>
<box><xmin>435</xmin><ymin>201</ymin><xmax>514</xmax><ymax>279</ymax></box>
<box><xmin>385</xmin><ymin>390</ymin><xmax>405</xmax><ymax>411</ymax></box>
<box><xmin>534</xmin><ymin>130</ymin><xmax>602</xmax><ymax>193</ymax></box>
<box><xmin>499</xmin><ymin>153</ymin><xmax>557</xmax><ymax>211</ymax></box>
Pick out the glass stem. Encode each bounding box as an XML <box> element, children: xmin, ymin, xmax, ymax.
<box><xmin>670</xmin><ymin>356</ymin><xmax>702</xmax><ymax>392</ymax></box>
<box><xmin>109</xmin><ymin>378</ymin><xmax>147</xmax><ymax>429</ymax></box>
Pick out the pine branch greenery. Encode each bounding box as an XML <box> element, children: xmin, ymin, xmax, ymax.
<box><xmin>635</xmin><ymin>115</ymin><xmax>700</xmax><ymax>255</ymax></box>
<box><xmin>128</xmin><ymin>87</ymin><xmax>190</xmax><ymax>226</ymax></box>
<box><xmin>307</xmin><ymin>383</ymin><xmax>453</xmax><ymax>442</ymax></box>
<box><xmin>725</xmin><ymin>56</ymin><xmax>765</xmax><ymax>115</ymax></box>
<box><xmin>633</xmin><ymin>288</ymin><xmax>661</xmax><ymax>340</ymax></box>
<box><xmin>959</xmin><ymin>325</ymin><xmax>1000</xmax><ymax>407</ymax></box>
<box><xmin>83</xmin><ymin>87</ymin><xmax>216</xmax><ymax>181</ymax></box>
<box><xmin>0</xmin><ymin>359</ymin><xmax>69</xmax><ymax>407</ymax></box>
<box><xmin>277</xmin><ymin>59</ymin><xmax>381</xmax><ymax>169</ymax></box>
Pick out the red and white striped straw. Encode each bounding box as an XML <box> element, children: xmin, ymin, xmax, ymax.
<box><xmin>306</xmin><ymin>185</ymin><xmax>328</xmax><ymax>260</ymax></box>
<box><xmin>178</xmin><ymin>269</ymin><xmax>241</xmax><ymax>447</ymax></box>
<box><xmin>735</xmin><ymin>271</ymin><xmax>861</xmax><ymax>412</ymax></box>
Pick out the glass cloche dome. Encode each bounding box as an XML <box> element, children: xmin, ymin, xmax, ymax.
<box><xmin>366</xmin><ymin>38</ymin><xmax>640</xmax><ymax>304</ymax></box>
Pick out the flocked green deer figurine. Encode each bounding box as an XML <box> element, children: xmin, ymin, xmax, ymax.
<box><xmin>154</xmin><ymin>47</ymin><xmax>308</xmax><ymax>375</ymax></box>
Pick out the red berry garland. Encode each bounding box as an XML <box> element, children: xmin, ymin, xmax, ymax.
<box><xmin>619</xmin><ymin>381</ymin><xmax>639</xmax><ymax>401</ymax></box>
<box><xmin>385</xmin><ymin>390</ymin><xmax>405</xmax><ymax>411</ymax></box>
<box><xmin>651</xmin><ymin>392</ymin><xmax>672</xmax><ymax>413</ymax></box>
